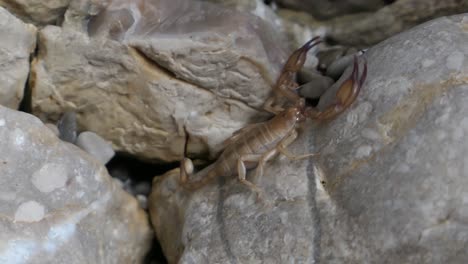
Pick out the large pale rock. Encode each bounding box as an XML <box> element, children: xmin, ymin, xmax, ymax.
<box><xmin>31</xmin><ymin>0</ymin><xmax>288</xmax><ymax>162</ymax></box>
<box><xmin>149</xmin><ymin>15</ymin><xmax>468</xmax><ymax>263</ymax></box>
<box><xmin>0</xmin><ymin>7</ymin><xmax>36</xmax><ymax>109</ymax></box>
<box><xmin>0</xmin><ymin>0</ymin><xmax>71</xmax><ymax>25</ymax></box>
<box><xmin>315</xmin><ymin>14</ymin><xmax>468</xmax><ymax>263</ymax></box>
<box><xmin>0</xmin><ymin>105</ymin><xmax>152</xmax><ymax>263</ymax></box>
<box><xmin>149</xmin><ymin>129</ymin><xmax>316</xmax><ymax>263</ymax></box>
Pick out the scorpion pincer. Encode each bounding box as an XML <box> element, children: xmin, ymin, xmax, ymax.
<box><xmin>179</xmin><ymin>37</ymin><xmax>367</xmax><ymax>199</ymax></box>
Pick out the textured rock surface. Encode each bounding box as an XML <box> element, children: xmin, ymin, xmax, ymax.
<box><xmin>327</xmin><ymin>0</ymin><xmax>468</xmax><ymax>47</ymax></box>
<box><xmin>277</xmin><ymin>0</ymin><xmax>385</xmax><ymax>20</ymax></box>
<box><xmin>277</xmin><ymin>0</ymin><xmax>468</xmax><ymax>47</ymax></box>
<box><xmin>149</xmin><ymin>130</ymin><xmax>316</xmax><ymax>263</ymax></box>
<box><xmin>0</xmin><ymin>105</ymin><xmax>152</xmax><ymax>263</ymax></box>
<box><xmin>76</xmin><ymin>131</ymin><xmax>115</xmax><ymax>164</ymax></box>
<box><xmin>0</xmin><ymin>0</ymin><xmax>71</xmax><ymax>25</ymax></box>
<box><xmin>315</xmin><ymin>14</ymin><xmax>468</xmax><ymax>263</ymax></box>
<box><xmin>31</xmin><ymin>0</ymin><xmax>288</xmax><ymax>162</ymax></box>
<box><xmin>149</xmin><ymin>15</ymin><xmax>468</xmax><ymax>263</ymax></box>
<box><xmin>0</xmin><ymin>7</ymin><xmax>36</xmax><ymax>109</ymax></box>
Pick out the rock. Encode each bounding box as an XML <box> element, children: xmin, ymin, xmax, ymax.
<box><xmin>149</xmin><ymin>132</ymin><xmax>316</xmax><ymax>263</ymax></box>
<box><xmin>149</xmin><ymin>14</ymin><xmax>468</xmax><ymax>263</ymax></box>
<box><xmin>298</xmin><ymin>75</ymin><xmax>334</xmax><ymax>99</ymax></box>
<box><xmin>0</xmin><ymin>0</ymin><xmax>71</xmax><ymax>25</ymax></box>
<box><xmin>276</xmin><ymin>0</ymin><xmax>385</xmax><ymax>20</ymax></box>
<box><xmin>205</xmin><ymin>0</ymin><xmax>280</xmax><ymax>26</ymax></box>
<box><xmin>44</xmin><ymin>123</ymin><xmax>59</xmax><ymax>136</ymax></box>
<box><xmin>326</xmin><ymin>0</ymin><xmax>468</xmax><ymax>47</ymax></box>
<box><xmin>57</xmin><ymin>111</ymin><xmax>77</xmax><ymax>143</ymax></box>
<box><xmin>326</xmin><ymin>52</ymin><xmax>359</xmax><ymax>80</ymax></box>
<box><xmin>76</xmin><ymin>131</ymin><xmax>115</xmax><ymax>164</ymax></box>
<box><xmin>314</xmin><ymin>14</ymin><xmax>468</xmax><ymax>262</ymax></box>
<box><xmin>0</xmin><ymin>105</ymin><xmax>152</xmax><ymax>263</ymax></box>
<box><xmin>0</xmin><ymin>7</ymin><xmax>36</xmax><ymax>109</ymax></box>
<box><xmin>31</xmin><ymin>0</ymin><xmax>288</xmax><ymax>162</ymax></box>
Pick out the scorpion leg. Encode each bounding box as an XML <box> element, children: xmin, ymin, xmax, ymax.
<box><xmin>253</xmin><ymin>148</ymin><xmax>278</xmax><ymax>180</ymax></box>
<box><xmin>237</xmin><ymin>154</ymin><xmax>265</xmax><ymax>199</ymax></box>
<box><xmin>306</xmin><ymin>56</ymin><xmax>367</xmax><ymax>120</ymax></box>
<box><xmin>277</xmin><ymin>130</ymin><xmax>318</xmax><ymax>160</ymax></box>
<box><xmin>264</xmin><ymin>37</ymin><xmax>322</xmax><ymax>113</ymax></box>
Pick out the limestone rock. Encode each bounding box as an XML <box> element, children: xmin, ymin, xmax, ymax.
<box><xmin>0</xmin><ymin>105</ymin><xmax>152</xmax><ymax>263</ymax></box>
<box><xmin>0</xmin><ymin>7</ymin><xmax>36</xmax><ymax>109</ymax></box>
<box><xmin>0</xmin><ymin>0</ymin><xmax>71</xmax><ymax>25</ymax></box>
<box><xmin>149</xmin><ymin>15</ymin><xmax>468</xmax><ymax>263</ymax></box>
<box><xmin>327</xmin><ymin>0</ymin><xmax>468</xmax><ymax>47</ymax></box>
<box><xmin>31</xmin><ymin>0</ymin><xmax>288</xmax><ymax>162</ymax></box>
<box><xmin>276</xmin><ymin>0</ymin><xmax>385</xmax><ymax>20</ymax></box>
<box><xmin>205</xmin><ymin>0</ymin><xmax>280</xmax><ymax>25</ymax></box>
<box><xmin>315</xmin><ymin>14</ymin><xmax>468</xmax><ymax>263</ymax></box>
<box><xmin>149</xmin><ymin>129</ymin><xmax>316</xmax><ymax>263</ymax></box>
<box><xmin>76</xmin><ymin>131</ymin><xmax>115</xmax><ymax>164</ymax></box>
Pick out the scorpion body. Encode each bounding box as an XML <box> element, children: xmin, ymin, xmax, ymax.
<box><xmin>180</xmin><ymin>37</ymin><xmax>367</xmax><ymax>197</ymax></box>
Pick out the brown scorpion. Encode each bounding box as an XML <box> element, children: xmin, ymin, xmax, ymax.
<box><xmin>179</xmin><ymin>37</ymin><xmax>367</xmax><ymax>198</ymax></box>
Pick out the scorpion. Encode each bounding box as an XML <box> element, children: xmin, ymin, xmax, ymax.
<box><xmin>179</xmin><ymin>37</ymin><xmax>367</xmax><ymax>198</ymax></box>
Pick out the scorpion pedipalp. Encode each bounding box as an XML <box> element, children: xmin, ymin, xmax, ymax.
<box><xmin>305</xmin><ymin>55</ymin><xmax>367</xmax><ymax>121</ymax></box>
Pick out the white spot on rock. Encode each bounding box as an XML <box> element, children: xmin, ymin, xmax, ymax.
<box><xmin>421</xmin><ymin>59</ymin><xmax>435</xmax><ymax>68</ymax></box>
<box><xmin>356</xmin><ymin>145</ymin><xmax>373</xmax><ymax>158</ymax></box>
<box><xmin>14</xmin><ymin>201</ymin><xmax>45</xmax><ymax>222</ymax></box>
<box><xmin>31</xmin><ymin>163</ymin><xmax>68</xmax><ymax>193</ymax></box>
<box><xmin>44</xmin><ymin>222</ymin><xmax>77</xmax><ymax>252</ymax></box>
<box><xmin>13</xmin><ymin>128</ymin><xmax>26</xmax><ymax>146</ymax></box>
<box><xmin>361</xmin><ymin>128</ymin><xmax>381</xmax><ymax>141</ymax></box>
<box><xmin>0</xmin><ymin>119</ymin><xmax>5</xmax><ymax>126</ymax></box>
<box><xmin>446</xmin><ymin>51</ymin><xmax>464</xmax><ymax>71</ymax></box>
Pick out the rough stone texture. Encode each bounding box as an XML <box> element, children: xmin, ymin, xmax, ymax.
<box><xmin>315</xmin><ymin>14</ymin><xmax>468</xmax><ymax>263</ymax></box>
<box><xmin>0</xmin><ymin>7</ymin><xmax>36</xmax><ymax>109</ymax></box>
<box><xmin>277</xmin><ymin>0</ymin><xmax>468</xmax><ymax>48</ymax></box>
<box><xmin>149</xmin><ymin>15</ymin><xmax>468</xmax><ymax>263</ymax></box>
<box><xmin>327</xmin><ymin>0</ymin><xmax>468</xmax><ymax>47</ymax></box>
<box><xmin>276</xmin><ymin>0</ymin><xmax>385</xmax><ymax>20</ymax></box>
<box><xmin>76</xmin><ymin>131</ymin><xmax>115</xmax><ymax>164</ymax></box>
<box><xmin>31</xmin><ymin>0</ymin><xmax>288</xmax><ymax>162</ymax></box>
<box><xmin>205</xmin><ymin>0</ymin><xmax>280</xmax><ymax>25</ymax></box>
<box><xmin>149</xmin><ymin>130</ymin><xmax>316</xmax><ymax>263</ymax></box>
<box><xmin>0</xmin><ymin>105</ymin><xmax>152</xmax><ymax>263</ymax></box>
<box><xmin>0</xmin><ymin>0</ymin><xmax>71</xmax><ymax>25</ymax></box>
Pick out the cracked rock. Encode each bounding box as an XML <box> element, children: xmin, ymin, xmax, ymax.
<box><xmin>0</xmin><ymin>0</ymin><xmax>71</xmax><ymax>25</ymax></box>
<box><xmin>31</xmin><ymin>0</ymin><xmax>287</xmax><ymax>162</ymax></box>
<box><xmin>315</xmin><ymin>14</ymin><xmax>468</xmax><ymax>263</ymax></box>
<box><xmin>0</xmin><ymin>105</ymin><xmax>152</xmax><ymax>263</ymax></box>
<box><xmin>149</xmin><ymin>14</ymin><xmax>468</xmax><ymax>263</ymax></box>
<box><xmin>0</xmin><ymin>7</ymin><xmax>36</xmax><ymax>109</ymax></box>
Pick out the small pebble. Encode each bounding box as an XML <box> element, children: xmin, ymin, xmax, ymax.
<box><xmin>133</xmin><ymin>182</ymin><xmax>151</xmax><ymax>196</ymax></box>
<box><xmin>326</xmin><ymin>53</ymin><xmax>356</xmax><ymax>80</ymax></box>
<box><xmin>298</xmin><ymin>67</ymin><xmax>323</xmax><ymax>84</ymax></box>
<box><xmin>298</xmin><ymin>75</ymin><xmax>335</xmax><ymax>99</ymax></box>
<box><xmin>316</xmin><ymin>46</ymin><xmax>347</xmax><ymax>71</ymax></box>
<box><xmin>57</xmin><ymin>111</ymin><xmax>77</xmax><ymax>143</ymax></box>
<box><xmin>76</xmin><ymin>131</ymin><xmax>115</xmax><ymax>164</ymax></box>
<box><xmin>136</xmin><ymin>195</ymin><xmax>148</xmax><ymax>210</ymax></box>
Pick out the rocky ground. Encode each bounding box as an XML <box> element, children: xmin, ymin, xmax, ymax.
<box><xmin>0</xmin><ymin>0</ymin><xmax>467</xmax><ymax>263</ymax></box>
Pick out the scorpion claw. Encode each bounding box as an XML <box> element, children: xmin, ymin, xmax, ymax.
<box><xmin>265</xmin><ymin>37</ymin><xmax>322</xmax><ymax>112</ymax></box>
<box><xmin>307</xmin><ymin>55</ymin><xmax>367</xmax><ymax>120</ymax></box>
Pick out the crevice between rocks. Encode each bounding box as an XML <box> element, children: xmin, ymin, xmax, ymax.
<box><xmin>18</xmin><ymin>29</ymin><xmax>39</xmax><ymax>114</ymax></box>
